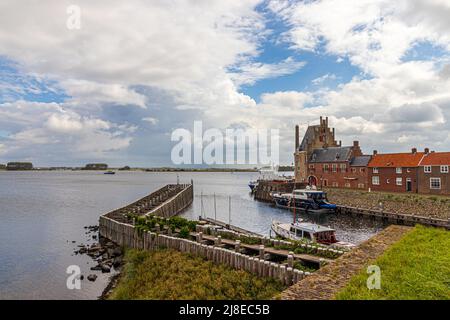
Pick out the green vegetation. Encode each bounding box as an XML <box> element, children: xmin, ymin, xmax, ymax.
<box><xmin>336</xmin><ymin>225</ymin><xmax>450</xmax><ymax>300</ymax></box>
<box><xmin>130</xmin><ymin>214</ymin><xmax>197</xmax><ymax>236</ymax></box>
<box><xmin>109</xmin><ymin>249</ymin><xmax>286</xmax><ymax>300</ymax></box>
<box><xmin>129</xmin><ymin>214</ymin><xmax>343</xmax><ymax>259</ymax></box>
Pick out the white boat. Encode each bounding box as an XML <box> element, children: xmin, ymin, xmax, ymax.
<box><xmin>272</xmin><ymin>188</ymin><xmax>337</xmax><ymax>213</ymax></box>
<box><xmin>248</xmin><ymin>165</ymin><xmax>292</xmax><ymax>192</ymax></box>
<box><xmin>271</xmin><ymin>220</ymin><xmax>355</xmax><ymax>249</ymax></box>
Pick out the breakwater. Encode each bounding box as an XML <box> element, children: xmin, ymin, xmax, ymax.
<box><xmin>98</xmin><ymin>183</ymin><xmax>346</xmax><ymax>286</ymax></box>
<box><xmin>99</xmin><ymin>216</ymin><xmax>310</xmax><ymax>286</ymax></box>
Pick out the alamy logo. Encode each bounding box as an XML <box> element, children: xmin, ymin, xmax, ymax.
<box><xmin>366</xmin><ymin>265</ymin><xmax>381</xmax><ymax>290</ymax></box>
<box><xmin>66</xmin><ymin>5</ymin><xmax>81</xmax><ymax>30</ymax></box>
<box><xmin>66</xmin><ymin>265</ymin><xmax>81</xmax><ymax>290</ymax></box>
<box><xmin>171</xmin><ymin>121</ymin><xmax>279</xmax><ymax>166</ymax></box>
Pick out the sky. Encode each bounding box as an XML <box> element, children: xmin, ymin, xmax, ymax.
<box><xmin>0</xmin><ymin>0</ymin><xmax>450</xmax><ymax>167</ymax></box>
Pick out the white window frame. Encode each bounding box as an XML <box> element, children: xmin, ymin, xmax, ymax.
<box><xmin>396</xmin><ymin>167</ymin><xmax>402</xmax><ymax>174</ymax></box>
<box><xmin>424</xmin><ymin>166</ymin><xmax>432</xmax><ymax>173</ymax></box>
<box><xmin>332</xmin><ymin>164</ymin><xmax>337</xmax><ymax>173</ymax></box>
<box><xmin>430</xmin><ymin>177</ymin><xmax>441</xmax><ymax>190</ymax></box>
<box><xmin>396</xmin><ymin>177</ymin><xmax>402</xmax><ymax>186</ymax></box>
<box><xmin>372</xmin><ymin>167</ymin><xmax>379</xmax><ymax>173</ymax></box>
<box><xmin>440</xmin><ymin>165</ymin><xmax>449</xmax><ymax>174</ymax></box>
<box><xmin>372</xmin><ymin>176</ymin><xmax>380</xmax><ymax>185</ymax></box>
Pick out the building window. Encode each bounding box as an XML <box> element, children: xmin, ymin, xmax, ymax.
<box><xmin>396</xmin><ymin>177</ymin><xmax>402</xmax><ymax>186</ymax></box>
<box><xmin>358</xmin><ymin>183</ymin><xmax>365</xmax><ymax>188</ymax></box>
<box><xmin>372</xmin><ymin>176</ymin><xmax>380</xmax><ymax>185</ymax></box>
<box><xmin>360</xmin><ymin>168</ymin><xmax>365</xmax><ymax>173</ymax></box>
<box><xmin>309</xmin><ymin>164</ymin><xmax>315</xmax><ymax>170</ymax></box>
<box><xmin>332</xmin><ymin>164</ymin><xmax>337</xmax><ymax>172</ymax></box>
<box><xmin>322</xmin><ymin>179</ymin><xmax>328</xmax><ymax>187</ymax></box>
<box><xmin>344</xmin><ymin>182</ymin><xmax>351</xmax><ymax>188</ymax></box>
<box><xmin>332</xmin><ymin>182</ymin><xmax>339</xmax><ymax>187</ymax></box>
<box><xmin>373</xmin><ymin>167</ymin><xmax>379</xmax><ymax>173</ymax></box>
<box><xmin>441</xmin><ymin>165</ymin><xmax>449</xmax><ymax>173</ymax></box>
<box><xmin>424</xmin><ymin>166</ymin><xmax>432</xmax><ymax>173</ymax></box>
<box><xmin>396</xmin><ymin>167</ymin><xmax>402</xmax><ymax>174</ymax></box>
<box><xmin>323</xmin><ymin>164</ymin><xmax>329</xmax><ymax>173</ymax></box>
<box><xmin>340</xmin><ymin>164</ymin><xmax>347</xmax><ymax>171</ymax></box>
<box><xmin>352</xmin><ymin>168</ymin><xmax>357</xmax><ymax>173</ymax></box>
<box><xmin>430</xmin><ymin>178</ymin><xmax>441</xmax><ymax>189</ymax></box>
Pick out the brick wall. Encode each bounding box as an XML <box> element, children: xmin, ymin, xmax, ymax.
<box><xmin>417</xmin><ymin>166</ymin><xmax>450</xmax><ymax>195</ymax></box>
<box><xmin>368</xmin><ymin>167</ymin><xmax>419</xmax><ymax>193</ymax></box>
<box><xmin>307</xmin><ymin>162</ymin><xmax>368</xmax><ymax>189</ymax></box>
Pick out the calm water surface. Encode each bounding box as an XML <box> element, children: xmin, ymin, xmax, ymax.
<box><xmin>0</xmin><ymin>171</ymin><xmax>387</xmax><ymax>299</ymax></box>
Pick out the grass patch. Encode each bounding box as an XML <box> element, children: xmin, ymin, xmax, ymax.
<box><xmin>109</xmin><ymin>248</ymin><xmax>286</xmax><ymax>300</ymax></box>
<box><xmin>335</xmin><ymin>225</ymin><xmax>450</xmax><ymax>300</ymax></box>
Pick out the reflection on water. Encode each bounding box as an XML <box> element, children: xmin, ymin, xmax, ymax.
<box><xmin>0</xmin><ymin>171</ymin><xmax>387</xmax><ymax>299</ymax></box>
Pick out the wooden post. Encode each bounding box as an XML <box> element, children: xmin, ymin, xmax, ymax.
<box><xmin>259</xmin><ymin>245</ymin><xmax>265</xmax><ymax>260</ymax></box>
<box><xmin>235</xmin><ymin>240</ymin><xmax>241</xmax><ymax>252</ymax></box>
<box><xmin>288</xmin><ymin>252</ymin><xmax>294</xmax><ymax>268</ymax></box>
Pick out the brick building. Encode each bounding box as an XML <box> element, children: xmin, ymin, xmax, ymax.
<box><xmin>418</xmin><ymin>151</ymin><xmax>450</xmax><ymax>195</ymax></box>
<box><xmin>367</xmin><ymin>149</ymin><xmax>425</xmax><ymax>193</ymax></box>
<box><xmin>294</xmin><ymin>117</ymin><xmax>370</xmax><ymax>189</ymax></box>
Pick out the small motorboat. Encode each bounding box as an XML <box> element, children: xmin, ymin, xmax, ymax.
<box><xmin>104</xmin><ymin>171</ymin><xmax>116</xmax><ymax>175</ymax></box>
<box><xmin>271</xmin><ymin>220</ymin><xmax>354</xmax><ymax>249</ymax></box>
<box><xmin>272</xmin><ymin>188</ymin><xmax>337</xmax><ymax>213</ymax></box>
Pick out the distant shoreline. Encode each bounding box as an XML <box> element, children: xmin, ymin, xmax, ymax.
<box><xmin>0</xmin><ymin>167</ymin><xmax>294</xmax><ymax>173</ymax></box>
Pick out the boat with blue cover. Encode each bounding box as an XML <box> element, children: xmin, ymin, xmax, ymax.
<box><xmin>272</xmin><ymin>188</ymin><xmax>337</xmax><ymax>213</ymax></box>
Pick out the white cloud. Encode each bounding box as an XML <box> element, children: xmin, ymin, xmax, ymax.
<box><xmin>142</xmin><ymin>117</ymin><xmax>159</xmax><ymax>125</ymax></box>
<box><xmin>230</xmin><ymin>57</ymin><xmax>306</xmax><ymax>86</ymax></box>
<box><xmin>312</xmin><ymin>73</ymin><xmax>337</xmax><ymax>85</ymax></box>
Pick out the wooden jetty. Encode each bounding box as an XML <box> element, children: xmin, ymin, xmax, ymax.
<box><xmin>102</xmin><ymin>183</ymin><xmax>193</xmax><ymax>224</ymax></box>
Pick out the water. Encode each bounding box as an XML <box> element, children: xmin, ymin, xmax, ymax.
<box><xmin>0</xmin><ymin>171</ymin><xmax>387</xmax><ymax>299</ymax></box>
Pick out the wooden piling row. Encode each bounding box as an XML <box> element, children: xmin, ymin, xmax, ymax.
<box><xmin>99</xmin><ymin>215</ymin><xmax>307</xmax><ymax>286</ymax></box>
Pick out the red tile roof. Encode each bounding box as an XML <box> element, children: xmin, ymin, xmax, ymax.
<box><xmin>368</xmin><ymin>152</ymin><xmax>425</xmax><ymax>168</ymax></box>
<box><xmin>419</xmin><ymin>152</ymin><xmax>450</xmax><ymax>166</ymax></box>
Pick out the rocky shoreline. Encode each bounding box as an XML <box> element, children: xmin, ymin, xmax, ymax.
<box><xmin>73</xmin><ymin>225</ymin><xmax>124</xmax><ymax>299</ymax></box>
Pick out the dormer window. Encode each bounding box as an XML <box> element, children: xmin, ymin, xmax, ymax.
<box><xmin>424</xmin><ymin>166</ymin><xmax>432</xmax><ymax>173</ymax></box>
<box><xmin>441</xmin><ymin>165</ymin><xmax>449</xmax><ymax>173</ymax></box>
<box><xmin>373</xmin><ymin>167</ymin><xmax>379</xmax><ymax>173</ymax></box>
<box><xmin>396</xmin><ymin>167</ymin><xmax>402</xmax><ymax>174</ymax></box>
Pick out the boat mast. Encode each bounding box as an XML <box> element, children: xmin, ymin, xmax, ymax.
<box><xmin>292</xmin><ymin>188</ymin><xmax>296</xmax><ymax>224</ymax></box>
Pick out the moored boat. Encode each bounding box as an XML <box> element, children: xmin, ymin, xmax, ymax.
<box><xmin>104</xmin><ymin>170</ymin><xmax>116</xmax><ymax>175</ymax></box>
<box><xmin>272</xmin><ymin>188</ymin><xmax>337</xmax><ymax>213</ymax></box>
<box><xmin>271</xmin><ymin>220</ymin><xmax>354</xmax><ymax>249</ymax></box>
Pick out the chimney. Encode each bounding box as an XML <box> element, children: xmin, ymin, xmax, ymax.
<box><xmin>295</xmin><ymin>125</ymin><xmax>299</xmax><ymax>151</ymax></box>
<box><xmin>332</xmin><ymin>127</ymin><xmax>335</xmax><ymax>138</ymax></box>
<box><xmin>339</xmin><ymin>140</ymin><xmax>342</xmax><ymax>147</ymax></box>
<box><xmin>373</xmin><ymin>150</ymin><xmax>378</xmax><ymax>155</ymax></box>
<box><xmin>325</xmin><ymin>116</ymin><xmax>328</xmax><ymax>127</ymax></box>
<box><xmin>424</xmin><ymin>148</ymin><xmax>429</xmax><ymax>154</ymax></box>
<box><xmin>412</xmin><ymin>147</ymin><xmax>417</xmax><ymax>154</ymax></box>
<box><xmin>353</xmin><ymin>140</ymin><xmax>359</xmax><ymax>147</ymax></box>
<box><xmin>320</xmin><ymin>116</ymin><xmax>323</xmax><ymax>126</ymax></box>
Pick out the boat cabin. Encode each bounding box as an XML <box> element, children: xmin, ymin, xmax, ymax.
<box><xmin>289</xmin><ymin>222</ymin><xmax>337</xmax><ymax>244</ymax></box>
